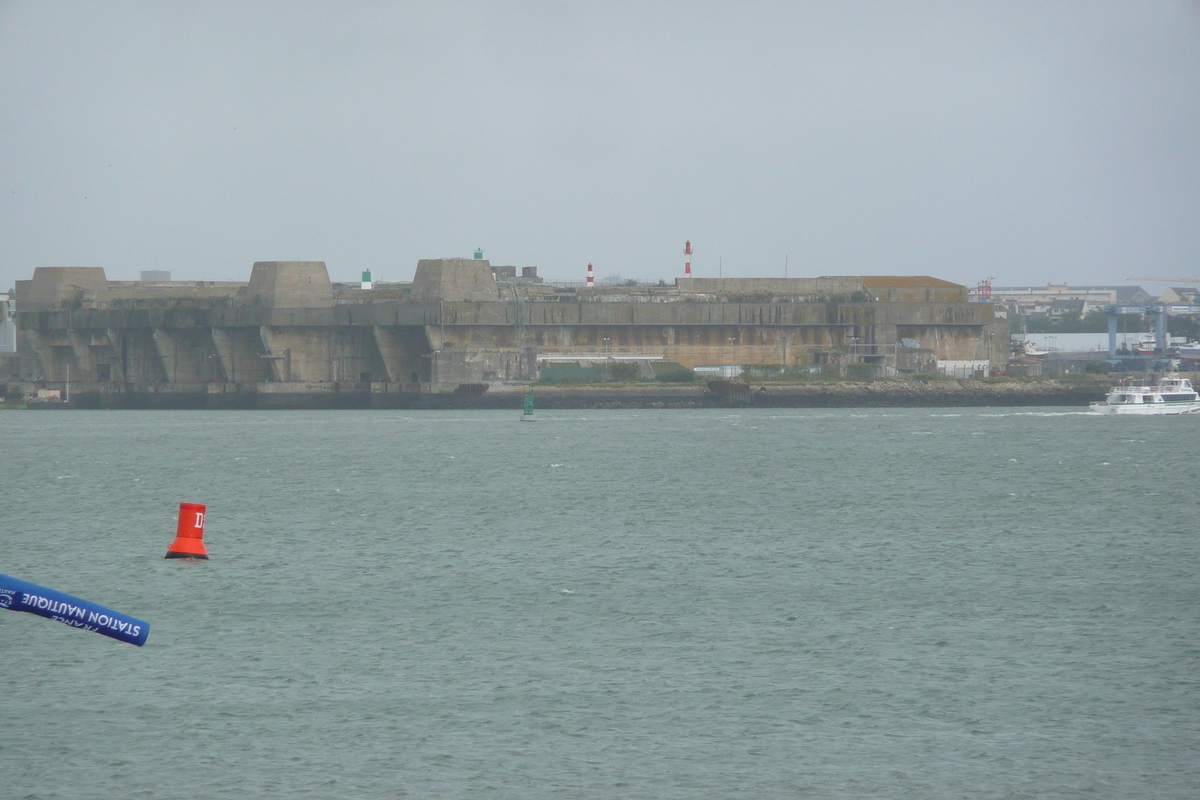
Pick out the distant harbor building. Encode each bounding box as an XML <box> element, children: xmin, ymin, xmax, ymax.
<box><xmin>988</xmin><ymin>284</ymin><xmax>1153</xmax><ymax>317</ymax></box>
<box><xmin>1159</xmin><ymin>286</ymin><xmax>1199</xmax><ymax>305</ymax></box>
<box><xmin>1047</xmin><ymin>298</ymin><xmax>1088</xmax><ymax>319</ymax></box>
<box><xmin>140</xmin><ymin>270</ymin><xmax>171</xmax><ymax>282</ymax></box>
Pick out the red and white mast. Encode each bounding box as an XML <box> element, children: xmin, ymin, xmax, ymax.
<box><xmin>684</xmin><ymin>240</ymin><xmax>692</xmax><ymax>275</ymax></box>
<box><xmin>586</xmin><ymin>262</ymin><xmax>594</xmax><ymax>287</ymax></box>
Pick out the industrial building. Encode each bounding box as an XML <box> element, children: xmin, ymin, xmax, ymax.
<box><xmin>5</xmin><ymin>259</ymin><xmax>1007</xmax><ymax>408</ymax></box>
<box><xmin>987</xmin><ymin>283</ymin><xmax>1154</xmax><ymax>317</ymax></box>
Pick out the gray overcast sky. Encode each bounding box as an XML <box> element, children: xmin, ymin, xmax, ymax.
<box><xmin>2</xmin><ymin>1</ymin><xmax>1199</xmax><ymax>291</ymax></box>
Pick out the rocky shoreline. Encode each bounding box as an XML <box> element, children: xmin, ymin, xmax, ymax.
<box><xmin>2</xmin><ymin>378</ymin><xmax>1112</xmax><ymax>410</ymax></box>
<box><xmin>483</xmin><ymin>379</ymin><xmax>1109</xmax><ymax>410</ymax></box>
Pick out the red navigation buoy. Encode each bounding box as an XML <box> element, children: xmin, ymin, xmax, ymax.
<box><xmin>165</xmin><ymin>502</ymin><xmax>209</xmax><ymax>559</ymax></box>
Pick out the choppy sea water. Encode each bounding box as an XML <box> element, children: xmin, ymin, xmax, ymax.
<box><xmin>2</xmin><ymin>408</ymin><xmax>1199</xmax><ymax>799</ymax></box>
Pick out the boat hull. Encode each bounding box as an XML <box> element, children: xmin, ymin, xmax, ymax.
<box><xmin>1089</xmin><ymin>401</ymin><xmax>1200</xmax><ymax>415</ymax></box>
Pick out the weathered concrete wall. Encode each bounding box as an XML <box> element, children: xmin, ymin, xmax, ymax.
<box><xmin>24</xmin><ymin>267</ymin><xmax>111</xmax><ymax>310</ymax></box>
<box><xmin>675</xmin><ymin>277</ymin><xmax>864</xmax><ymax>296</ymax></box>
<box><xmin>106</xmin><ymin>281</ymin><xmax>246</xmax><ymax>303</ymax></box>
<box><xmin>14</xmin><ymin>292</ymin><xmax>995</xmax><ymax>331</ymax></box>
<box><xmin>247</xmin><ymin>262</ymin><xmax>333</xmax><ymax>308</ymax></box>
<box><xmin>258</xmin><ymin>327</ymin><xmax>333</xmax><ymax>382</ymax></box>
<box><xmin>435</xmin><ymin>300</ymin><xmax>994</xmax><ymax>328</ymax></box>
<box><xmin>152</xmin><ymin>328</ymin><xmax>221</xmax><ymax>383</ymax></box>
<box><xmin>673</xmin><ymin>276</ymin><xmax>969</xmax><ymax>303</ymax></box>
<box><xmin>122</xmin><ymin>329</ymin><xmax>167</xmax><ymax>383</ymax></box>
<box><xmin>211</xmin><ymin>328</ymin><xmax>270</xmax><ymax>383</ymax></box>
<box><xmin>69</xmin><ymin>329</ymin><xmax>110</xmax><ymax>383</ymax></box>
<box><xmin>861</xmin><ymin>277</ymin><xmax>969</xmax><ymax>303</ymax></box>
<box><xmin>893</xmin><ymin>326</ymin><xmax>986</xmax><ymax>362</ymax></box>
<box><xmin>430</xmin><ymin>348</ymin><xmax>536</xmax><ymax>386</ymax></box>
<box><xmin>874</xmin><ymin>286</ymin><xmax>967</xmax><ymax>303</ymax></box>
<box><xmin>372</xmin><ymin>327</ymin><xmax>432</xmax><ymax>384</ymax></box>
<box><xmin>23</xmin><ymin>330</ymin><xmax>61</xmax><ymax>380</ymax></box>
<box><xmin>9</xmin><ymin>260</ymin><xmax>1003</xmax><ymax>400</ymax></box>
<box><xmin>0</xmin><ymin>352</ymin><xmax>19</xmax><ymax>383</ymax></box>
<box><xmin>325</xmin><ymin>327</ymin><xmax>380</xmax><ymax>383</ymax></box>
<box><xmin>871</xmin><ymin>302</ymin><xmax>992</xmax><ymax>326</ymax></box>
<box><xmin>16</xmin><ymin>299</ymin><xmax>1001</xmax><ymax>389</ymax></box>
<box><xmin>410</xmin><ymin>258</ymin><xmax>500</xmax><ymax>302</ymax></box>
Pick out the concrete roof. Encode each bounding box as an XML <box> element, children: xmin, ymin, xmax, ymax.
<box><xmin>855</xmin><ymin>276</ymin><xmax>964</xmax><ymax>288</ymax></box>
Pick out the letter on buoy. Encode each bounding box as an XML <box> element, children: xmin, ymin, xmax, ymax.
<box><xmin>165</xmin><ymin>502</ymin><xmax>208</xmax><ymax>559</ymax></box>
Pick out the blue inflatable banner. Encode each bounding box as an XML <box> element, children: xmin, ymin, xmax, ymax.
<box><xmin>0</xmin><ymin>573</ymin><xmax>149</xmax><ymax>646</ymax></box>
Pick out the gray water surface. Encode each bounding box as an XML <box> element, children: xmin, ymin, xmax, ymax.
<box><xmin>3</xmin><ymin>409</ymin><xmax>1198</xmax><ymax>798</ymax></box>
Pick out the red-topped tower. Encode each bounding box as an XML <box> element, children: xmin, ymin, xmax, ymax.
<box><xmin>684</xmin><ymin>240</ymin><xmax>692</xmax><ymax>275</ymax></box>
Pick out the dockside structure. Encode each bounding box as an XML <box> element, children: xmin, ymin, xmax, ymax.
<box><xmin>8</xmin><ymin>259</ymin><xmax>1007</xmax><ymax>408</ymax></box>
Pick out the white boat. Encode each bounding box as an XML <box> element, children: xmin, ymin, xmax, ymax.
<box><xmin>1011</xmin><ymin>338</ymin><xmax>1049</xmax><ymax>359</ymax></box>
<box><xmin>1173</xmin><ymin>342</ymin><xmax>1200</xmax><ymax>360</ymax></box>
<box><xmin>1089</xmin><ymin>373</ymin><xmax>1200</xmax><ymax>415</ymax></box>
<box><xmin>1133</xmin><ymin>336</ymin><xmax>1160</xmax><ymax>356</ymax></box>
